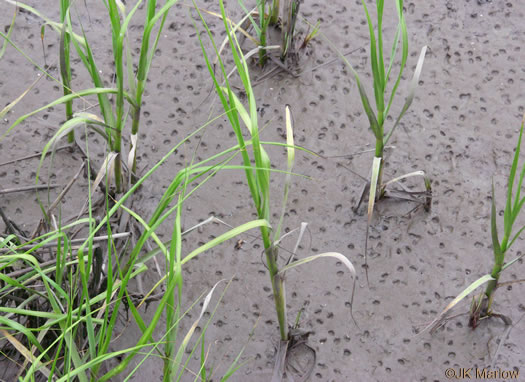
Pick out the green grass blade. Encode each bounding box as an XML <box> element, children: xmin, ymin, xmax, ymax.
<box><xmin>491</xmin><ymin>181</ymin><xmax>503</xmax><ymax>259</ymax></box>
<box><xmin>360</xmin><ymin>0</ymin><xmax>382</xmax><ymax>113</ymax></box>
<box><xmin>383</xmin><ymin>0</ymin><xmax>409</xmax><ymax>119</ymax></box>
<box><xmin>383</xmin><ymin>45</ymin><xmax>427</xmax><ymax>145</ymax></box>
<box><xmin>273</xmin><ymin>105</ymin><xmax>295</xmax><ymax>242</ymax></box>
<box><xmin>4</xmin><ymin>0</ymin><xmax>86</xmax><ymax>46</ymax></box>
<box><xmin>507</xmin><ymin>223</ymin><xmax>525</xmax><ymax>251</ymax></box>
<box><xmin>504</xmin><ymin>118</ymin><xmax>525</xmax><ymax>244</ymax></box>
<box><xmin>376</xmin><ymin>0</ymin><xmax>385</xmax><ymax>86</ymax></box>
<box><xmin>66</xmin><ymin>12</ymin><xmax>115</xmax><ymax>128</ymax></box>
<box><xmin>192</xmin><ymin>2</ymin><xmax>261</xmax><ymax>207</ymax></box>
<box><xmin>424</xmin><ymin>274</ymin><xmax>494</xmax><ymax>334</ymax></box>
<box><xmin>59</xmin><ymin>2</ymin><xmax>74</xmax><ymax>142</ymax></box>
<box><xmin>182</xmin><ymin>219</ymin><xmax>271</xmax><ymax>265</ymax></box>
<box><xmin>237</xmin><ymin>0</ymin><xmax>262</xmax><ymax>36</ymax></box>
<box><xmin>2</xmin><ymin>88</ymin><xmax>121</xmax><ymax>142</ymax></box>
<box><xmin>384</xmin><ymin>25</ymin><xmax>401</xmax><ymax>85</ymax></box>
<box><xmin>0</xmin><ymin>5</ymin><xmax>16</xmax><ymax>59</ymax></box>
<box><xmin>512</xmin><ymin>118</ymin><xmax>525</xmax><ymax>212</ymax></box>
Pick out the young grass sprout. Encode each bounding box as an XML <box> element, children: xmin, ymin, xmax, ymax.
<box><xmin>6</xmin><ymin>0</ymin><xmax>180</xmax><ymax>192</ymax></box>
<box><xmin>319</xmin><ymin>0</ymin><xmax>430</xmax><ymax>282</ymax></box>
<box><xmin>195</xmin><ymin>1</ymin><xmax>357</xmax><ymax>377</ymax></box>
<box><xmin>426</xmin><ymin>115</ymin><xmax>525</xmax><ymax>333</ymax></box>
<box><xmin>236</xmin><ymin>0</ymin><xmax>305</xmax><ymax>66</ymax></box>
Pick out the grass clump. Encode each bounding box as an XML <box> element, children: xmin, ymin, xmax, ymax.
<box><xmin>5</xmin><ymin>0</ymin><xmax>179</xmax><ymax>192</ymax></box>
<box><xmin>318</xmin><ymin>0</ymin><xmax>430</xmax><ymax>281</ymax></box>
<box><xmin>470</xmin><ymin>117</ymin><xmax>525</xmax><ymax>328</ymax></box>
<box><xmin>0</xmin><ymin>3</ymin><xmax>279</xmax><ymax>378</ymax></box>
<box><xmin>0</xmin><ymin>111</ymin><xmax>269</xmax><ymax>379</ymax></box>
<box><xmin>234</xmin><ymin>0</ymin><xmax>304</xmax><ymax>66</ymax></box>
<box><xmin>427</xmin><ymin>115</ymin><xmax>525</xmax><ymax>333</ymax></box>
<box><xmin>195</xmin><ymin>1</ymin><xmax>356</xmax><ymax>377</ymax></box>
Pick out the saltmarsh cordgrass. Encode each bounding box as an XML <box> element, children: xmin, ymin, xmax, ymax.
<box><xmin>426</xmin><ymin>115</ymin><xmax>525</xmax><ymax>333</ymax></box>
<box><xmin>0</xmin><ymin>233</ymin><xmax>230</xmax><ymax>382</ymax></box>
<box><xmin>279</xmin><ymin>0</ymin><xmax>300</xmax><ymax>61</ymax></box>
<box><xmin>355</xmin><ymin>0</ymin><xmax>427</xmax><ymax>191</ymax></box>
<box><xmin>239</xmin><ymin>0</ymin><xmax>272</xmax><ymax>66</ymax></box>
<box><xmin>0</xmin><ymin>105</ymin><xmax>274</xmax><ymax>379</ymax></box>
<box><xmin>101</xmin><ymin>0</ymin><xmax>181</xmax><ymax>190</ymax></box>
<box><xmin>6</xmin><ymin>0</ymin><xmax>180</xmax><ymax>192</ymax></box>
<box><xmin>237</xmin><ymin>0</ymin><xmax>302</xmax><ymax>65</ymax></box>
<box><xmin>1</xmin><ymin>19</ymin><xmax>278</xmax><ymax>375</ymax></box>
<box><xmin>195</xmin><ymin>0</ymin><xmax>356</xmax><ymax>377</ymax></box>
<box><xmin>320</xmin><ymin>0</ymin><xmax>428</xmax><ymax>281</ymax></box>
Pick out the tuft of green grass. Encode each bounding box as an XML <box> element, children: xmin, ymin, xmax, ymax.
<box><xmin>470</xmin><ymin>115</ymin><xmax>525</xmax><ymax>327</ymax></box>
<box><xmin>194</xmin><ymin>0</ymin><xmax>356</xmax><ymax>377</ymax></box>
<box><xmin>280</xmin><ymin>0</ymin><xmax>300</xmax><ymax>61</ymax></box>
<box><xmin>236</xmin><ymin>0</ymin><xmax>302</xmax><ymax>65</ymax></box>
<box><xmin>317</xmin><ymin>0</ymin><xmax>428</xmax><ymax>282</ymax></box>
<box><xmin>1</xmin><ymin>14</ymin><xmax>281</xmax><ymax>375</ymax></box>
<box><xmin>1</xmin><ymin>109</ymin><xmax>272</xmax><ymax>379</ymax></box>
<box><xmin>354</xmin><ymin>0</ymin><xmax>427</xmax><ymax>199</ymax></box>
<box><xmin>426</xmin><ymin>115</ymin><xmax>525</xmax><ymax>333</ymax></box>
<box><xmin>6</xmin><ymin>0</ymin><xmax>180</xmax><ymax>192</ymax></box>
<box><xmin>238</xmin><ymin>0</ymin><xmax>272</xmax><ymax>66</ymax></box>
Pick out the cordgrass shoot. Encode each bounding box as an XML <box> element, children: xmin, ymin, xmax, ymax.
<box><xmin>7</xmin><ymin>0</ymin><xmax>181</xmax><ymax>191</ymax></box>
<box><xmin>318</xmin><ymin>0</ymin><xmax>429</xmax><ymax>281</ymax></box>
<box><xmin>426</xmin><ymin>115</ymin><xmax>525</xmax><ymax>333</ymax></box>
<box><xmin>195</xmin><ymin>1</ymin><xmax>356</xmax><ymax>376</ymax></box>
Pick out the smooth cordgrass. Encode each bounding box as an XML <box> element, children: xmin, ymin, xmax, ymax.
<box><xmin>317</xmin><ymin>0</ymin><xmax>428</xmax><ymax>281</ymax></box>
<box><xmin>237</xmin><ymin>0</ymin><xmax>300</xmax><ymax>65</ymax></box>
<box><xmin>356</xmin><ymin>0</ymin><xmax>427</xmax><ymax>200</ymax></box>
<box><xmin>0</xmin><ymin>110</ymin><xmax>273</xmax><ymax>380</ymax></box>
<box><xmin>1</xmin><ymin>24</ymin><xmax>277</xmax><ymax>375</ymax></box>
<box><xmin>280</xmin><ymin>0</ymin><xmax>300</xmax><ymax>61</ymax></box>
<box><xmin>8</xmin><ymin>0</ymin><xmax>180</xmax><ymax>191</ymax></box>
<box><xmin>426</xmin><ymin>116</ymin><xmax>525</xmax><ymax>332</ymax></box>
<box><xmin>239</xmin><ymin>0</ymin><xmax>272</xmax><ymax>66</ymax></box>
<box><xmin>471</xmin><ymin>117</ymin><xmax>525</xmax><ymax>327</ymax></box>
<box><xmin>269</xmin><ymin>0</ymin><xmax>280</xmax><ymax>25</ymax></box>
<box><xmin>195</xmin><ymin>1</ymin><xmax>356</xmax><ymax>377</ymax></box>
<box><xmin>319</xmin><ymin>0</ymin><xmax>427</xmax><ymax>200</ymax></box>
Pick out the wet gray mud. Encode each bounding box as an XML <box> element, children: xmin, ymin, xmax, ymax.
<box><xmin>1</xmin><ymin>0</ymin><xmax>525</xmax><ymax>381</ymax></box>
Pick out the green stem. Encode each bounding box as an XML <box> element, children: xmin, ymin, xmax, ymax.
<box><xmin>484</xmin><ymin>237</ymin><xmax>508</xmax><ymax>309</ymax></box>
<box><xmin>259</xmin><ymin>24</ymin><xmax>268</xmax><ymax>67</ymax></box>
<box><xmin>130</xmin><ymin>81</ymin><xmax>143</xmax><ymax>184</ymax></box>
<box><xmin>65</xmin><ymin>87</ymin><xmax>74</xmax><ymax>143</ymax></box>
<box><xmin>107</xmin><ymin>0</ymin><xmax>124</xmax><ymax>192</ymax></box>
<box><xmin>269</xmin><ymin>0</ymin><xmax>280</xmax><ymax>25</ymax></box>
<box><xmin>114</xmin><ymin>153</ymin><xmax>122</xmax><ymax>193</ymax></box>
<box><xmin>265</xmin><ymin>244</ymin><xmax>288</xmax><ymax>340</ymax></box>
<box><xmin>59</xmin><ymin>1</ymin><xmax>73</xmax><ymax>143</ymax></box>
<box><xmin>375</xmin><ymin>135</ymin><xmax>384</xmax><ymax>199</ymax></box>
